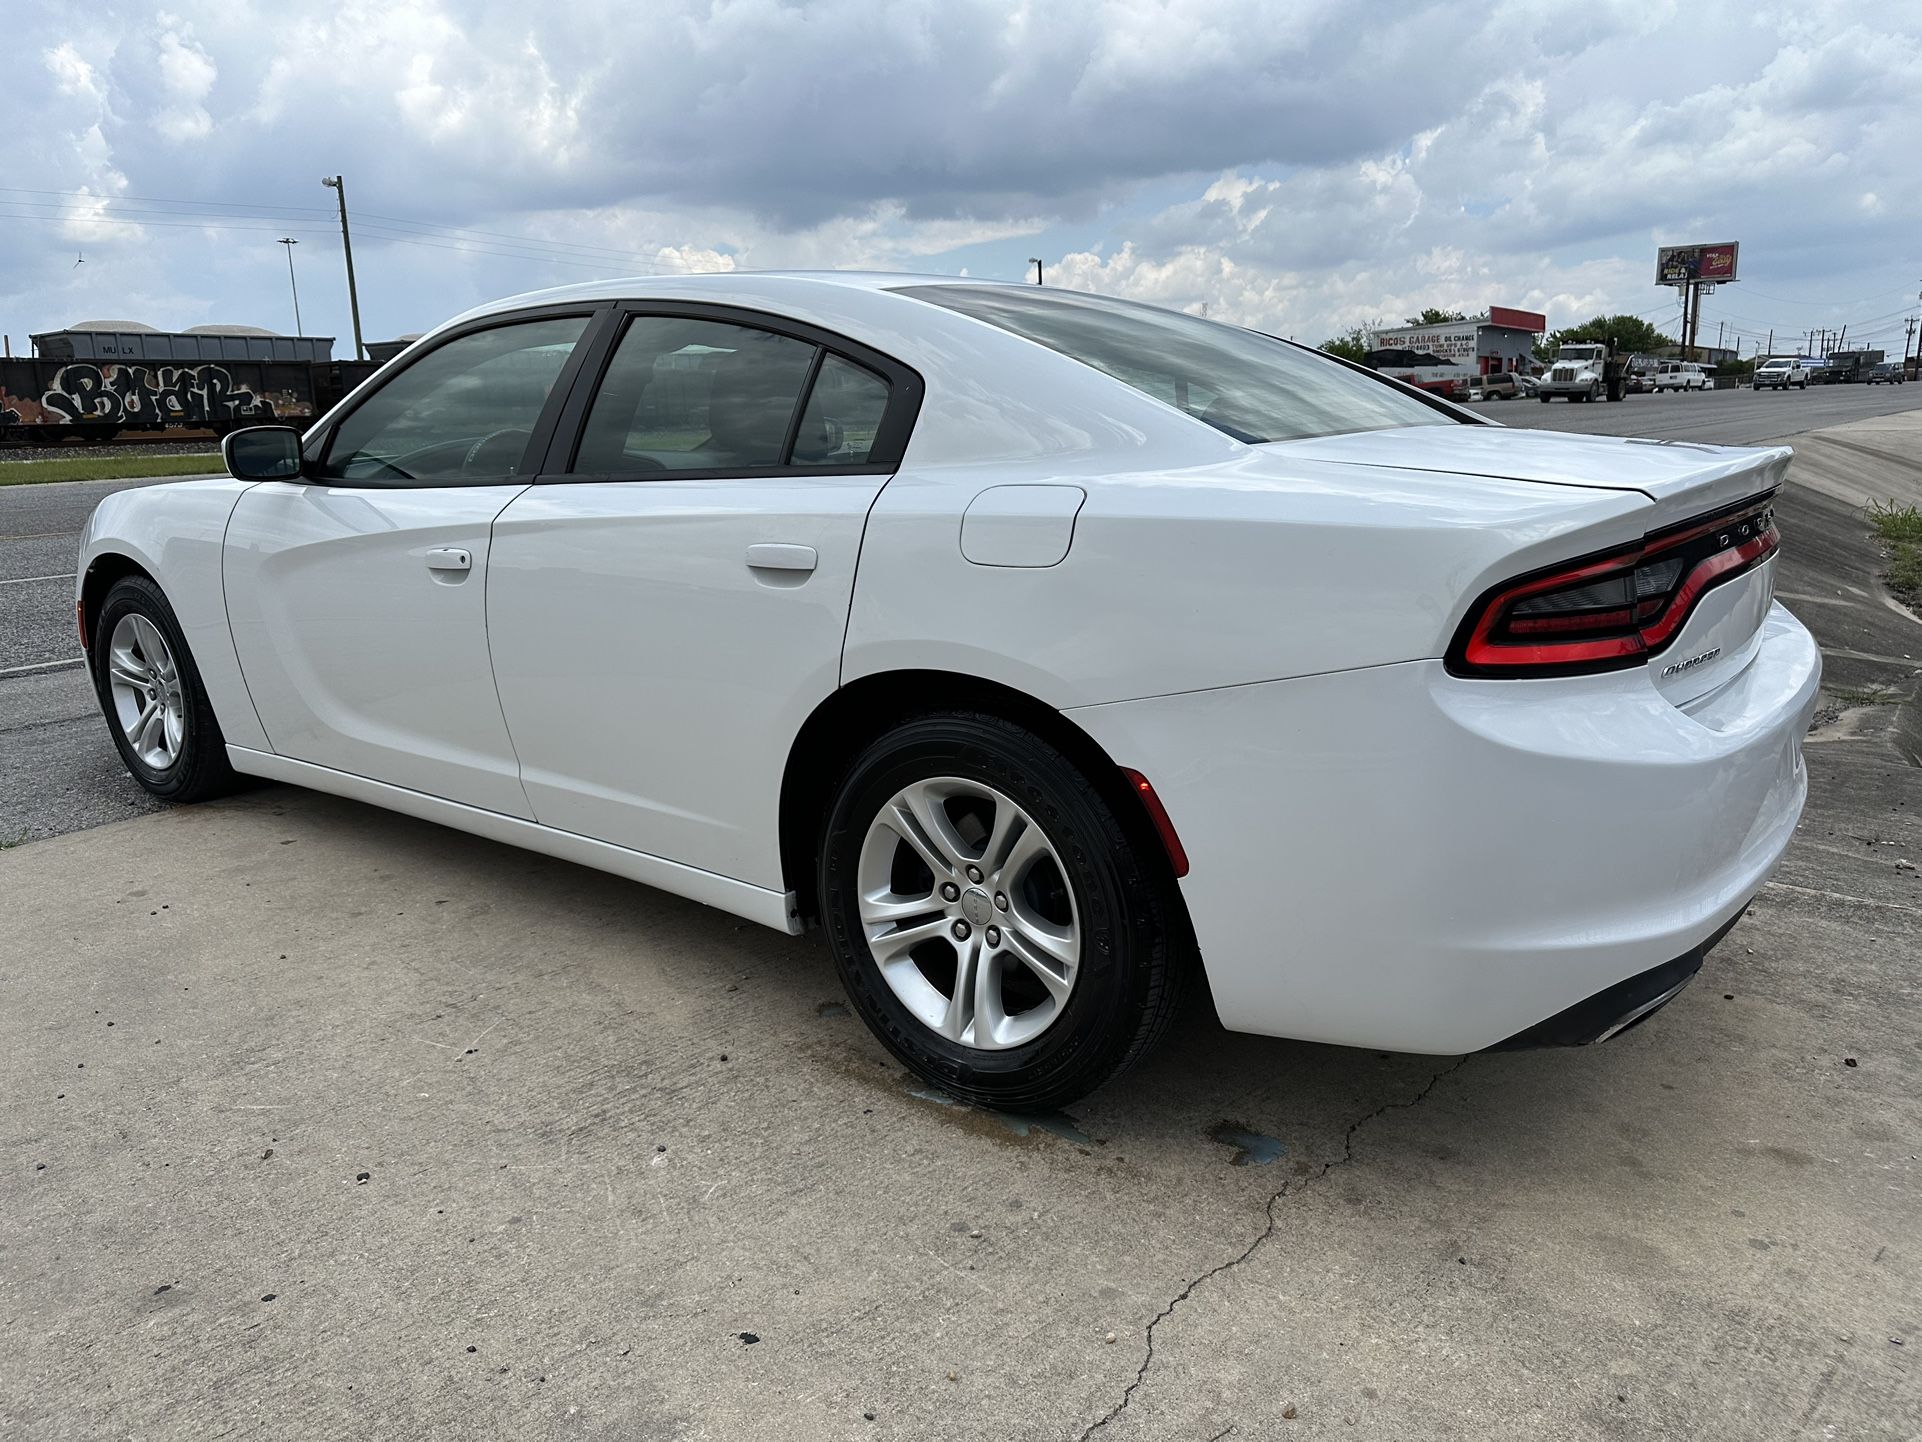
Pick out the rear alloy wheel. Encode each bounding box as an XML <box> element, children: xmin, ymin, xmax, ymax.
<box><xmin>819</xmin><ymin>712</ymin><xmax>1187</xmax><ymax>1110</ymax></box>
<box><xmin>93</xmin><ymin>575</ymin><xmax>238</xmax><ymax>802</ymax></box>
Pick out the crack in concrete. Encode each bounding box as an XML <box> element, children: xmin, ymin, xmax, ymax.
<box><xmin>1075</xmin><ymin>1056</ymin><xmax>1473</xmax><ymax>1441</ymax></box>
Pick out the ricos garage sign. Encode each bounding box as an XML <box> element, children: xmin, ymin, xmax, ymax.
<box><xmin>1370</xmin><ymin>320</ymin><xmax>1479</xmax><ymax>361</ymax></box>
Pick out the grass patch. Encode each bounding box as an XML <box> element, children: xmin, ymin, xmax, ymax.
<box><xmin>1868</xmin><ymin>499</ymin><xmax>1922</xmax><ymax>613</ymax></box>
<box><xmin>1829</xmin><ymin>685</ymin><xmax>1899</xmax><ymax>708</ymax></box>
<box><xmin>1868</xmin><ymin>500</ymin><xmax>1922</xmax><ymax>544</ymax></box>
<box><xmin>0</xmin><ymin>453</ymin><xmax>221</xmax><ymax>486</ymax></box>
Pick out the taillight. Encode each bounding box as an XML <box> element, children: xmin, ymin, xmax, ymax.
<box><xmin>1448</xmin><ymin>494</ymin><xmax>1779</xmax><ymax>677</ymax></box>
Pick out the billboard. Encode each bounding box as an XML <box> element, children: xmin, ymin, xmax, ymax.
<box><xmin>1656</xmin><ymin>242</ymin><xmax>1739</xmax><ymax>286</ymax></box>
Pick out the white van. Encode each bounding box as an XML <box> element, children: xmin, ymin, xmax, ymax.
<box><xmin>1654</xmin><ymin>361</ymin><xmax>1711</xmax><ymax>392</ymax></box>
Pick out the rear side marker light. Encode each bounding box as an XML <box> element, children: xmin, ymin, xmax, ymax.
<box><xmin>1122</xmin><ymin>768</ymin><xmax>1189</xmax><ymax>879</ymax></box>
<box><xmin>1448</xmin><ymin>494</ymin><xmax>1779</xmax><ymax>678</ymax></box>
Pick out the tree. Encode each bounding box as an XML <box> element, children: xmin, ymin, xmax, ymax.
<box><xmin>1319</xmin><ymin>325</ymin><xmax>1374</xmax><ymax>363</ymax></box>
<box><xmin>1404</xmin><ymin>307</ymin><xmax>1468</xmax><ymax>327</ymax></box>
<box><xmin>1545</xmin><ymin>313</ymin><xmax>1674</xmax><ymax>359</ymax></box>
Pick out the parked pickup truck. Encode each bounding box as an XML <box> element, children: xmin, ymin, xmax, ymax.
<box><xmin>1753</xmin><ymin>357</ymin><xmax>1811</xmax><ymax>391</ymax></box>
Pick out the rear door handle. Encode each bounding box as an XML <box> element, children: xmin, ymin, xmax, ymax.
<box><xmin>746</xmin><ymin>543</ymin><xmax>817</xmax><ymax>573</ymax></box>
<box><xmin>425</xmin><ymin>547</ymin><xmax>472</xmax><ymax>573</ymax></box>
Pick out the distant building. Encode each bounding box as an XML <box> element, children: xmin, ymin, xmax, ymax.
<box><xmin>1366</xmin><ymin>306</ymin><xmax>1548</xmax><ymax>397</ymax></box>
<box><xmin>1652</xmin><ymin>343</ymin><xmax>1739</xmax><ymax>365</ymax></box>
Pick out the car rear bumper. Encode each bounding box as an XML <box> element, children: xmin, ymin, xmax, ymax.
<box><xmin>1067</xmin><ymin>602</ymin><xmax>1820</xmax><ymax>1054</ymax></box>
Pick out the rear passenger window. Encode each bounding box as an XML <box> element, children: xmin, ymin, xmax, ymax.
<box><xmin>574</xmin><ymin>317</ymin><xmax>817</xmax><ymax>474</ymax></box>
<box><xmin>792</xmin><ymin>354</ymin><xmax>891</xmax><ymax>465</ymax></box>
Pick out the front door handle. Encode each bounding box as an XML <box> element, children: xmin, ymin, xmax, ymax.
<box><xmin>746</xmin><ymin>543</ymin><xmax>817</xmax><ymax>574</ymax></box>
<box><xmin>424</xmin><ymin>547</ymin><xmax>472</xmax><ymax>573</ymax></box>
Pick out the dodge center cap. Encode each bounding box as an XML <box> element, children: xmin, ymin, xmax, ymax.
<box><xmin>961</xmin><ymin>888</ymin><xmax>993</xmax><ymax>927</ymax></box>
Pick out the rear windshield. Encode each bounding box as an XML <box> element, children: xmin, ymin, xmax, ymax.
<box><xmin>897</xmin><ymin>284</ymin><xmax>1451</xmax><ymax>444</ymax></box>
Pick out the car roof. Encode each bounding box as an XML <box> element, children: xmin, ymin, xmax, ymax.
<box><xmin>447</xmin><ymin>270</ymin><xmax>995</xmax><ymax>326</ymax></box>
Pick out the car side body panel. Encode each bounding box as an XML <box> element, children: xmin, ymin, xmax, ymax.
<box><xmin>845</xmin><ymin>453</ymin><xmax>1653</xmax><ymax>708</ymax></box>
<box><xmin>486</xmin><ymin>472</ymin><xmax>891</xmax><ymax>890</ymax></box>
<box><xmin>223</xmin><ymin>480</ymin><xmax>537</xmax><ymax>818</ymax></box>
<box><xmin>77</xmin><ymin>478</ymin><xmax>271</xmax><ymax>753</ymax></box>
<box><xmin>1069</xmin><ymin>600</ymin><xmax>1819</xmax><ymax>1052</ymax></box>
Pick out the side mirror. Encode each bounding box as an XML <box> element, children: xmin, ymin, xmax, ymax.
<box><xmin>221</xmin><ymin>425</ymin><xmax>304</xmax><ymax>482</ymax></box>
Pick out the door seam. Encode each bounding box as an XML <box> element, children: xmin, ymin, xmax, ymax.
<box><xmin>483</xmin><ymin>483</ymin><xmax>541</xmax><ymax>820</ymax></box>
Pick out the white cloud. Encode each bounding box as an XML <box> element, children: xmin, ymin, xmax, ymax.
<box><xmin>0</xmin><ymin>1</ymin><xmax>1915</xmax><ymax>356</ymax></box>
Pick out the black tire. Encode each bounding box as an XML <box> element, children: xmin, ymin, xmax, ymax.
<box><xmin>819</xmin><ymin>712</ymin><xmax>1189</xmax><ymax>1111</ymax></box>
<box><xmin>92</xmin><ymin>574</ymin><xmax>239</xmax><ymax>803</ymax></box>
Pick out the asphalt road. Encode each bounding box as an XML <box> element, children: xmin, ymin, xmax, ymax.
<box><xmin>1477</xmin><ymin>377</ymin><xmax>1919</xmax><ymax>445</ymax></box>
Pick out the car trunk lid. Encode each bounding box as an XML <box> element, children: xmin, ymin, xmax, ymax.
<box><xmin>1272</xmin><ymin>426</ymin><xmax>1790</xmax><ymax>705</ymax></box>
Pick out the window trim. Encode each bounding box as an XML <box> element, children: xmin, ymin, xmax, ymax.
<box><xmin>536</xmin><ymin>300</ymin><xmax>924</xmax><ymax>484</ymax></box>
<box><xmin>300</xmin><ymin>303</ymin><xmax>615</xmax><ymax>488</ymax></box>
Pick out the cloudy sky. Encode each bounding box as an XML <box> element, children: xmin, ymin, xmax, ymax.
<box><xmin>4</xmin><ymin>1</ymin><xmax>1918</xmax><ymax>359</ymax></box>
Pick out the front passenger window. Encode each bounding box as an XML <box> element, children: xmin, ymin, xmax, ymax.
<box><xmin>320</xmin><ymin>315</ymin><xmax>588</xmax><ymax>483</ymax></box>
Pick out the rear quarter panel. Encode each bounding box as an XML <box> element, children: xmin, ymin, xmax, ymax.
<box><xmin>843</xmin><ymin>453</ymin><xmax>1654</xmax><ymax>706</ymax></box>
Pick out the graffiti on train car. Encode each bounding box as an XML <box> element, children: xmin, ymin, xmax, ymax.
<box><xmin>0</xmin><ymin>388</ymin><xmax>62</xmax><ymax>427</ymax></box>
<box><xmin>26</xmin><ymin>363</ymin><xmax>316</xmax><ymax>426</ymax></box>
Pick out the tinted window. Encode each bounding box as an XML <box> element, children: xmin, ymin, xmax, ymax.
<box><xmin>792</xmin><ymin>354</ymin><xmax>890</xmax><ymax>465</ymax></box>
<box><xmin>899</xmin><ymin>284</ymin><xmax>1449</xmax><ymax>443</ymax></box>
<box><xmin>321</xmin><ymin>316</ymin><xmax>587</xmax><ymax>482</ymax></box>
<box><xmin>574</xmin><ymin>316</ymin><xmax>817</xmax><ymax>473</ymax></box>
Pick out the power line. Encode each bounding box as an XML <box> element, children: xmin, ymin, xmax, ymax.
<box><xmin>0</xmin><ymin>185</ymin><xmax>335</xmax><ymax>215</ymax></box>
<box><xmin>0</xmin><ymin>186</ymin><xmax>687</xmax><ymax>266</ymax></box>
<box><xmin>0</xmin><ymin>205</ymin><xmax>659</xmax><ymax>274</ymax></box>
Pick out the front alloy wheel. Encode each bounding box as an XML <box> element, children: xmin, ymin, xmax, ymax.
<box><xmin>92</xmin><ymin>574</ymin><xmax>238</xmax><ymax>802</ymax></box>
<box><xmin>106</xmin><ymin>613</ymin><xmax>186</xmax><ymax>771</ymax></box>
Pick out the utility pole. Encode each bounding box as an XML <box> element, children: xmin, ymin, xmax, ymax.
<box><xmin>322</xmin><ymin>175</ymin><xmax>366</xmax><ymax>360</ymax></box>
<box><xmin>1028</xmin><ymin>257</ymin><xmax>1043</xmax><ymax>286</ymax></box>
<box><xmin>1765</xmin><ymin>328</ymin><xmax>1772</xmax><ymax>358</ymax></box>
<box><xmin>277</xmin><ymin>237</ymin><xmax>302</xmax><ymax>337</ymax></box>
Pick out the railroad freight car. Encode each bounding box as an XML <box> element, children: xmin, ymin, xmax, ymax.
<box><xmin>1</xmin><ymin>323</ymin><xmax>380</xmax><ymax>444</ymax></box>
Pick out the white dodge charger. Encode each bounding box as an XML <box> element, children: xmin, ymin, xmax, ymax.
<box><xmin>78</xmin><ymin>274</ymin><xmax>1819</xmax><ymax>1108</ymax></box>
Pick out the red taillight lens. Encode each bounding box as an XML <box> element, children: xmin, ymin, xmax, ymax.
<box><xmin>1448</xmin><ymin>494</ymin><xmax>1779</xmax><ymax>677</ymax></box>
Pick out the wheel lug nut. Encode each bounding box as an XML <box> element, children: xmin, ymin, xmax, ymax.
<box><xmin>985</xmin><ymin>926</ymin><xmax>1001</xmax><ymax>947</ymax></box>
<box><xmin>994</xmin><ymin>892</ymin><xmax>1008</xmax><ymax>911</ymax></box>
<box><xmin>966</xmin><ymin>865</ymin><xmax>984</xmax><ymax>884</ymax></box>
<box><xmin>951</xmin><ymin>920</ymin><xmax>971</xmax><ymax>941</ymax></box>
<box><xmin>940</xmin><ymin>882</ymin><xmax>960</xmax><ymax>903</ymax></box>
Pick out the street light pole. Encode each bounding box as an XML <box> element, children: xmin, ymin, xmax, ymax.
<box><xmin>1028</xmin><ymin>257</ymin><xmax>1043</xmax><ymax>286</ymax></box>
<box><xmin>277</xmin><ymin>237</ymin><xmax>302</xmax><ymax>337</ymax></box>
<box><xmin>321</xmin><ymin>175</ymin><xmax>366</xmax><ymax>360</ymax></box>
